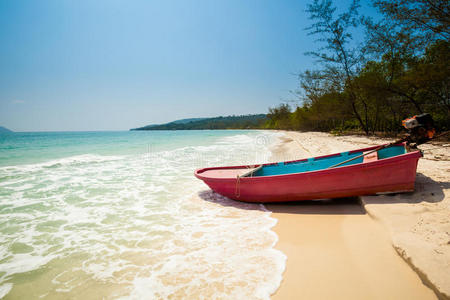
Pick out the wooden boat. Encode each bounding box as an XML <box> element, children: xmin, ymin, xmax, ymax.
<box><xmin>194</xmin><ymin>143</ymin><xmax>422</xmax><ymax>203</ymax></box>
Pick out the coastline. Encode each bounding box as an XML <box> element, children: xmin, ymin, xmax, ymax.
<box><xmin>267</xmin><ymin>131</ymin><xmax>449</xmax><ymax>299</ymax></box>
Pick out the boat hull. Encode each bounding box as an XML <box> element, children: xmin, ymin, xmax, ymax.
<box><xmin>194</xmin><ymin>145</ymin><xmax>422</xmax><ymax>203</ymax></box>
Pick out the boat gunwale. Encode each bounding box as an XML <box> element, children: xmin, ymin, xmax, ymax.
<box><xmin>194</xmin><ymin>143</ymin><xmax>421</xmax><ymax>182</ymax></box>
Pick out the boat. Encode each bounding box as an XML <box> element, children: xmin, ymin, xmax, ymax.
<box><xmin>194</xmin><ymin>142</ymin><xmax>422</xmax><ymax>203</ymax></box>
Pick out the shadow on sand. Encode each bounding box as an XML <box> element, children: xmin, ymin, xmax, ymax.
<box><xmin>362</xmin><ymin>172</ymin><xmax>449</xmax><ymax>205</ymax></box>
<box><xmin>266</xmin><ymin>197</ymin><xmax>365</xmax><ymax>215</ymax></box>
<box><xmin>198</xmin><ymin>189</ymin><xmax>365</xmax><ymax>215</ymax></box>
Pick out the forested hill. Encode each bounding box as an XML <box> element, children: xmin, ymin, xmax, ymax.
<box><xmin>131</xmin><ymin>114</ymin><xmax>268</xmax><ymax>130</ymax></box>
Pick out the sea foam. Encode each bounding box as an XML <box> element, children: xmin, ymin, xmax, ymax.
<box><xmin>0</xmin><ymin>130</ymin><xmax>285</xmax><ymax>299</ymax></box>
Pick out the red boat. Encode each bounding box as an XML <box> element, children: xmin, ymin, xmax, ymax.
<box><xmin>194</xmin><ymin>143</ymin><xmax>422</xmax><ymax>203</ymax></box>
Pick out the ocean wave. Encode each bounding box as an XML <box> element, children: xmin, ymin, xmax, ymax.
<box><xmin>0</xmin><ymin>154</ymin><xmax>125</xmax><ymax>173</ymax></box>
<box><xmin>0</xmin><ymin>284</ymin><xmax>12</xmax><ymax>299</ymax></box>
<box><xmin>0</xmin><ymin>130</ymin><xmax>285</xmax><ymax>299</ymax></box>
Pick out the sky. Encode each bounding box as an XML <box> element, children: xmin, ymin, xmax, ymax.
<box><xmin>0</xmin><ymin>0</ymin><xmax>377</xmax><ymax>131</ymax></box>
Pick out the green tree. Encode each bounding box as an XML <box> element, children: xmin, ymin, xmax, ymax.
<box><xmin>362</xmin><ymin>0</ymin><xmax>450</xmax><ymax>130</ymax></box>
<box><xmin>266</xmin><ymin>104</ymin><xmax>292</xmax><ymax>129</ymax></box>
<box><xmin>267</xmin><ymin>0</ymin><xmax>449</xmax><ymax>134</ymax></box>
<box><xmin>304</xmin><ymin>0</ymin><xmax>371</xmax><ymax>134</ymax></box>
<box><xmin>374</xmin><ymin>0</ymin><xmax>450</xmax><ymax>40</ymax></box>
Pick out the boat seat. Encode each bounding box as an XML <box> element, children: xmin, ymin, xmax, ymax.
<box><xmin>363</xmin><ymin>151</ymin><xmax>378</xmax><ymax>163</ymax></box>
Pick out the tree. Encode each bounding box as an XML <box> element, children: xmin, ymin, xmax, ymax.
<box><xmin>362</xmin><ymin>0</ymin><xmax>449</xmax><ymax>129</ymax></box>
<box><xmin>405</xmin><ymin>40</ymin><xmax>450</xmax><ymax>128</ymax></box>
<box><xmin>266</xmin><ymin>104</ymin><xmax>292</xmax><ymax>129</ymax></box>
<box><xmin>304</xmin><ymin>0</ymin><xmax>371</xmax><ymax>134</ymax></box>
<box><xmin>265</xmin><ymin>0</ymin><xmax>449</xmax><ymax>134</ymax></box>
<box><xmin>374</xmin><ymin>0</ymin><xmax>450</xmax><ymax>41</ymax></box>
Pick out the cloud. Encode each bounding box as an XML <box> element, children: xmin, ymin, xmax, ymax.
<box><xmin>12</xmin><ymin>100</ymin><xmax>25</xmax><ymax>104</ymax></box>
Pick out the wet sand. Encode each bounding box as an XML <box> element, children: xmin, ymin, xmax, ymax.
<box><xmin>268</xmin><ymin>131</ymin><xmax>448</xmax><ymax>299</ymax></box>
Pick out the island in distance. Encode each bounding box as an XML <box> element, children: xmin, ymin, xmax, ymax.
<box><xmin>0</xmin><ymin>126</ymin><xmax>13</xmax><ymax>134</ymax></box>
<box><xmin>131</xmin><ymin>114</ymin><xmax>268</xmax><ymax>130</ymax></box>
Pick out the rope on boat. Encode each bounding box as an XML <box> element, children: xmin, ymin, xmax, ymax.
<box><xmin>235</xmin><ymin>165</ymin><xmax>262</xmax><ymax>198</ymax></box>
<box><xmin>235</xmin><ymin>175</ymin><xmax>241</xmax><ymax>198</ymax></box>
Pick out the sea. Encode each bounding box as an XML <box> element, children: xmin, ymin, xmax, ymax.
<box><xmin>0</xmin><ymin>130</ymin><xmax>286</xmax><ymax>299</ymax></box>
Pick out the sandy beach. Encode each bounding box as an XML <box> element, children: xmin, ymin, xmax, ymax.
<box><xmin>268</xmin><ymin>131</ymin><xmax>449</xmax><ymax>299</ymax></box>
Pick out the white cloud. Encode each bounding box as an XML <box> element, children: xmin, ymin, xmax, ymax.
<box><xmin>12</xmin><ymin>100</ymin><xmax>25</xmax><ymax>104</ymax></box>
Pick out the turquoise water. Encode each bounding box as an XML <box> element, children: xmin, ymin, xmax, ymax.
<box><xmin>0</xmin><ymin>131</ymin><xmax>263</xmax><ymax>166</ymax></box>
<box><xmin>0</xmin><ymin>130</ymin><xmax>285</xmax><ymax>299</ymax></box>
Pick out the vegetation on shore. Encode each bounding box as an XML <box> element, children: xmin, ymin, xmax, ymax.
<box><xmin>267</xmin><ymin>0</ymin><xmax>449</xmax><ymax>135</ymax></box>
<box><xmin>131</xmin><ymin>114</ymin><xmax>267</xmax><ymax>130</ymax></box>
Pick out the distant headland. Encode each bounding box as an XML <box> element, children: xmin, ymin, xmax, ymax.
<box><xmin>130</xmin><ymin>114</ymin><xmax>268</xmax><ymax>130</ymax></box>
<box><xmin>0</xmin><ymin>126</ymin><xmax>13</xmax><ymax>133</ymax></box>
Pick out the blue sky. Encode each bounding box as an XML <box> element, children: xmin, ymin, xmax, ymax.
<box><xmin>0</xmin><ymin>0</ymin><xmax>376</xmax><ymax>131</ymax></box>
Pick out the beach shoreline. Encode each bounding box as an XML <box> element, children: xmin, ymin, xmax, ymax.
<box><xmin>267</xmin><ymin>130</ymin><xmax>449</xmax><ymax>299</ymax></box>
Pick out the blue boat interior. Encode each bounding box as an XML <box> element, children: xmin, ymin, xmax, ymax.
<box><xmin>253</xmin><ymin>145</ymin><xmax>406</xmax><ymax>177</ymax></box>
